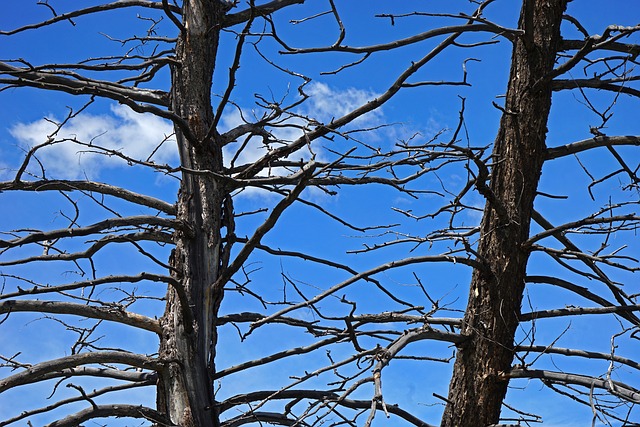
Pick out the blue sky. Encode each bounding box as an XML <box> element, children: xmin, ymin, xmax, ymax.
<box><xmin>1</xmin><ymin>1</ymin><xmax>639</xmax><ymax>426</ymax></box>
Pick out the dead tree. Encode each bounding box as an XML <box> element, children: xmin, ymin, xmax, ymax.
<box><xmin>1</xmin><ymin>1</ymin><xmax>639</xmax><ymax>426</ymax></box>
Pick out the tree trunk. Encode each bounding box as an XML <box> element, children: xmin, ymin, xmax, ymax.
<box><xmin>157</xmin><ymin>1</ymin><xmax>229</xmax><ymax>426</ymax></box>
<box><xmin>441</xmin><ymin>1</ymin><xmax>568</xmax><ymax>426</ymax></box>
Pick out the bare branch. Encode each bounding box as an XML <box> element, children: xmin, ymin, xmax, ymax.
<box><xmin>521</xmin><ymin>305</ymin><xmax>640</xmax><ymax>322</ymax></box>
<box><xmin>0</xmin><ymin>272</ymin><xmax>176</xmax><ymax>300</ymax></box>
<box><xmin>0</xmin><ymin>62</ymin><xmax>169</xmax><ymax>106</ymax></box>
<box><xmin>0</xmin><ymin>180</ymin><xmax>176</xmax><ymax>214</ymax></box>
<box><xmin>0</xmin><ymin>1</ymin><xmax>178</xmax><ymax>36</ymax></box>
<box><xmin>0</xmin><ymin>231</ymin><xmax>172</xmax><ymax>267</ymax></box>
<box><xmin>249</xmin><ymin>253</ymin><xmax>482</xmax><ymax>332</ymax></box>
<box><xmin>0</xmin><ymin>300</ymin><xmax>161</xmax><ymax>333</ymax></box>
<box><xmin>223</xmin><ymin>0</ymin><xmax>305</xmax><ymax>28</ymax></box>
<box><xmin>503</xmin><ymin>369</ymin><xmax>640</xmax><ymax>403</ymax></box>
<box><xmin>552</xmin><ymin>78</ymin><xmax>640</xmax><ymax>98</ymax></box>
<box><xmin>0</xmin><ymin>381</ymin><xmax>154</xmax><ymax>427</ymax></box>
<box><xmin>515</xmin><ymin>345</ymin><xmax>640</xmax><ymax>371</ymax></box>
<box><xmin>0</xmin><ymin>215</ymin><xmax>180</xmax><ymax>249</ymax></box>
<box><xmin>236</xmin><ymin>18</ymin><xmax>487</xmax><ymax>180</ymax></box>
<box><xmin>45</xmin><ymin>404</ymin><xmax>174</xmax><ymax>427</ymax></box>
<box><xmin>561</xmin><ymin>38</ymin><xmax>640</xmax><ymax>56</ymax></box>
<box><xmin>220</xmin><ymin>390</ymin><xmax>436</xmax><ymax>427</ymax></box>
<box><xmin>546</xmin><ymin>135</ymin><xmax>640</xmax><ymax>159</ymax></box>
<box><xmin>278</xmin><ymin>23</ymin><xmax>521</xmax><ymax>54</ymax></box>
<box><xmin>0</xmin><ymin>351</ymin><xmax>159</xmax><ymax>393</ymax></box>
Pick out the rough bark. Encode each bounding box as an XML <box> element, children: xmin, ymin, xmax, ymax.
<box><xmin>156</xmin><ymin>1</ymin><xmax>229</xmax><ymax>426</ymax></box>
<box><xmin>441</xmin><ymin>1</ymin><xmax>568</xmax><ymax>426</ymax></box>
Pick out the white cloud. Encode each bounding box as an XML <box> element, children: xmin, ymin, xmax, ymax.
<box><xmin>303</xmin><ymin>82</ymin><xmax>383</xmax><ymax>127</ymax></box>
<box><xmin>8</xmin><ymin>84</ymin><xmax>385</xmax><ymax>181</ymax></box>
<box><xmin>9</xmin><ymin>105</ymin><xmax>176</xmax><ymax>179</ymax></box>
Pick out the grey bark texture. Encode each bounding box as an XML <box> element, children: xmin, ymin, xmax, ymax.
<box><xmin>157</xmin><ymin>2</ymin><xmax>228</xmax><ymax>426</ymax></box>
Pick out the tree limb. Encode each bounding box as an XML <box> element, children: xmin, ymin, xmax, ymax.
<box><xmin>0</xmin><ymin>1</ymin><xmax>179</xmax><ymax>36</ymax></box>
<box><xmin>0</xmin><ymin>215</ymin><xmax>180</xmax><ymax>249</ymax></box>
<box><xmin>45</xmin><ymin>403</ymin><xmax>174</xmax><ymax>427</ymax></box>
<box><xmin>0</xmin><ymin>62</ymin><xmax>169</xmax><ymax>106</ymax></box>
<box><xmin>0</xmin><ymin>351</ymin><xmax>159</xmax><ymax>393</ymax></box>
<box><xmin>503</xmin><ymin>368</ymin><xmax>640</xmax><ymax>403</ymax></box>
<box><xmin>0</xmin><ymin>300</ymin><xmax>161</xmax><ymax>334</ymax></box>
<box><xmin>546</xmin><ymin>135</ymin><xmax>640</xmax><ymax>160</ymax></box>
<box><xmin>0</xmin><ymin>180</ymin><xmax>176</xmax><ymax>215</ymax></box>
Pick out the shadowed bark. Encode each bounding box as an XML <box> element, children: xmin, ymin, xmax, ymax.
<box><xmin>441</xmin><ymin>1</ymin><xmax>569</xmax><ymax>425</ymax></box>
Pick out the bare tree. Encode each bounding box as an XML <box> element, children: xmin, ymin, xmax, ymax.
<box><xmin>1</xmin><ymin>1</ymin><xmax>639</xmax><ymax>426</ymax></box>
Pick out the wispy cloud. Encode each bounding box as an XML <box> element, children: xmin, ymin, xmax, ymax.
<box><xmin>9</xmin><ymin>105</ymin><xmax>176</xmax><ymax>179</ymax></box>
<box><xmin>222</xmin><ymin>82</ymin><xmax>386</xmax><ymax>169</ymax></box>
<box><xmin>8</xmin><ymin>83</ymin><xmax>388</xmax><ymax>181</ymax></box>
<box><xmin>302</xmin><ymin>82</ymin><xmax>383</xmax><ymax>127</ymax></box>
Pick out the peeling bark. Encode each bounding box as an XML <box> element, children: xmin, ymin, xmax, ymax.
<box><xmin>156</xmin><ymin>2</ymin><xmax>229</xmax><ymax>426</ymax></box>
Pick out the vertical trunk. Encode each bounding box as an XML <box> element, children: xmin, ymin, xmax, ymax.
<box><xmin>441</xmin><ymin>1</ymin><xmax>567</xmax><ymax>426</ymax></box>
<box><xmin>157</xmin><ymin>1</ymin><xmax>228</xmax><ymax>426</ymax></box>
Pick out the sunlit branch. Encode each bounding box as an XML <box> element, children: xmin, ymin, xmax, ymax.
<box><xmin>503</xmin><ymin>369</ymin><xmax>640</xmax><ymax>403</ymax></box>
<box><xmin>520</xmin><ymin>305</ymin><xmax>640</xmax><ymax>322</ymax></box>
<box><xmin>217</xmin><ymin>312</ymin><xmax>341</xmax><ymax>334</ymax></box>
<box><xmin>24</xmin><ymin>366</ymin><xmax>155</xmax><ymax>385</ymax></box>
<box><xmin>0</xmin><ymin>180</ymin><xmax>176</xmax><ymax>214</ymax></box>
<box><xmin>526</xmin><ymin>214</ymin><xmax>639</xmax><ymax>244</ymax></box>
<box><xmin>364</xmin><ymin>325</ymin><xmax>463</xmax><ymax>426</ymax></box>
<box><xmin>222</xmin><ymin>412</ymin><xmax>312</xmax><ymax>427</ymax></box>
<box><xmin>32</xmin><ymin>136</ymin><xmax>181</xmax><ymax>174</ymax></box>
<box><xmin>0</xmin><ymin>351</ymin><xmax>159</xmax><ymax>393</ymax></box>
<box><xmin>561</xmin><ymin>38</ymin><xmax>640</xmax><ymax>56</ymax></box>
<box><xmin>214</xmin><ymin>335</ymin><xmax>346</xmax><ymax>379</ymax></box>
<box><xmin>549</xmin><ymin>25</ymin><xmax>640</xmax><ymax>79</ymax></box>
<box><xmin>227</xmin><ymin>144</ymin><xmax>465</xmax><ymax>191</ymax></box>
<box><xmin>531</xmin><ymin>245</ymin><xmax>638</xmax><ymax>272</ymax></box>
<box><xmin>546</xmin><ymin>135</ymin><xmax>640</xmax><ymax>160</ymax></box>
<box><xmin>552</xmin><ymin>78</ymin><xmax>640</xmax><ymax>98</ymax></box>
<box><xmin>19</xmin><ymin>56</ymin><xmax>176</xmax><ymax>74</ymax></box>
<box><xmin>0</xmin><ymin>299</ymin><xmax>161</xmax><ymax>333</ymax></box>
